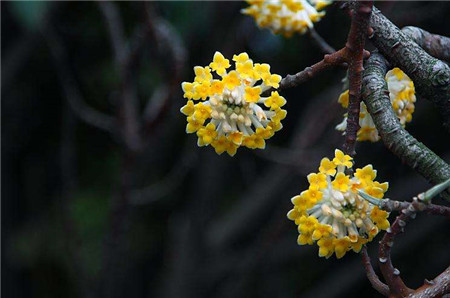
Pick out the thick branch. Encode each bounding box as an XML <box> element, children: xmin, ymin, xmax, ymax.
<box><xmin>411</xmin><ymin>266</ymin><xmax>450</xmax><ymax>298</ymax></box>
<box><xmin>362</xmin><ymin>53</ymin><xmax>450</xmax><ymax>199</ymax></box>
<box><xmin>342</xmin><ymin>0</ymin><xmax>373</xmax><ymax>158</ymax></box>
<box><xmin>402</xmin><ymin>26</ymin><xmax>450</xmax><ymax>63</ymax></box>
<box><xmin>362</xmin><ymin>247</ymin><xmax>390</xmax><ymax>296</ymax></box>
<box><xmin>369</xmin><ymin>7</ymin><xmax>450</xmax><ymax>131</ymax></box>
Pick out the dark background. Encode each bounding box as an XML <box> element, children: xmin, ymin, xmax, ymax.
<box><xmin>2</xmin><ymin>1</ymin><xmax>450</xmax><ymax>298</ymax></box>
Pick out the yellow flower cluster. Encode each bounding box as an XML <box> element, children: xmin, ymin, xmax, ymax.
<box><xmin>241</xmin><ymin>0</ymin><xmax>332</xmax><ymax>37</ymax></box>
<box><xmin>336</xmin><ymin>68</ymin><xmax>416</xmax><ymax>142</ymax></box>
<box><xmin>181</xmin><ymin>51</ymin><xmax>287</xmax><ymax>156</ymax></box>
<box><xmin>287</xmin><ymin>149</ymin><xmax>390</xmax><ymax>259</ymax></box>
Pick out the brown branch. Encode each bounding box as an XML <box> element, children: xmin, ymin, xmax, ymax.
<box><xmin>376</xmin><ymin>198</ymin><xmax>450</xmax><ymax>217</ymax></box>
<box><xmin>360</xmin><ymin>186</ymin><xmax>450</xmax><ymax>297</ymax></box>
<box><xmin>362</xmin><ymin>246</ymin><xmax>390</xmax><ymax>296</ymax></box>
<box><xmin>307</xmin><ymin>27</ymin><xmax>336</xmax><ymax>54</ymax></box>
<box><xmin>379</xmin><ymin>213</ymin><xmax>414</xmax><ymax>297</ymax></box>
<box><xmin>402</xmin><ymin>26</ymin><xmax>450</xmax><ymax>63</ymax></box>
<box><xmin>342</xmin><ymin>0</ymin><xmax>373</xmax><ymax>158</ymax></box>
<box><xmin>264</xmin><ymin>48</ymin><xmax>348</xmax><ymax>96</ymax></box>
<box><xmin>412</xmin><ymin>266</ymin><xmax>450</xmax><ymax>298</ymax></box>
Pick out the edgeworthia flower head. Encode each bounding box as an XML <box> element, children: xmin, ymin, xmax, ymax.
<box><xmin>287</xmin><ymin>149</ymin><xmax>390</xmax><ymax>259</ymax></box>
<box><xmin>242</xmin><ymin>0</ymin><xmax>332</xmax><ymax>37</ymax></box>
<box><xmin>181</xmin><ymin>51</ymin><xmax>287</xmax><ymax>156</ymax></box>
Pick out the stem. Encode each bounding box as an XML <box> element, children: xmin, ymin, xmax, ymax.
<box><xmin>379</xmin><ymin>213</ymin><xmax>413</xmax><ymax>297</ymax></box>
<box><xmin>362</xmin><ymin>246</ymin><xmax>390</xmax><ymax>296</ymax></box>
<box><xmin>278</xmin><ymin>48</ymin><xmax>348</xmax><ymax>91</ymax></box>
<box><xmin>359</xmin><ymin>191</ymin><xmax>450</xmax><ymax>217</ymax></box>
<box><xmin>362</xmin><ymin>52</ymin><xmax>450</xmax><ymax>200</ymax></box>
<box><xmin>342</xmin><ymin>0</ymin><xmax>373</xmax><ymax>158</ymax></box>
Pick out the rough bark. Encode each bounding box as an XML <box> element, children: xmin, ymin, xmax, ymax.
<box><xmin>362</xmin><ymin>52</ymin><xmax>450</xmax><ymax>199</ymax></box>
<box><xmin>402</xmin><ymin>26</ymin><xmax>450</xmax><ymax>63</ymax></box>
<box><xmin>369</xmin><ymin>7</ymin><xmax>450</xmax><ymax>131</ymax></box>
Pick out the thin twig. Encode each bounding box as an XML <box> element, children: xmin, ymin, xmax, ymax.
<box><xmin>359</xmin><ymin>193</ymin><xmax>450</xmax><ymax>217</ymax></box>
<box><xmin>378</xmin><ymin>212</ymin><xmax>414</xmax><ymax>297</ymax></box>
<box><xmin>342</xmin><ymin>0</ymin><xmax>373</xmax><ymax>158</ymax></box>
<box><xmin>262</xmin><ymin>48</ymin><xmax>347</xmax><ymax>97</ymax></box>
<box><xmin>362</xmin><ymin>246</ymin><xmax>390</xmax><ymax>296</ymax></box>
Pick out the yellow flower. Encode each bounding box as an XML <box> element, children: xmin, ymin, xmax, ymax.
<box><xmin>194</xmin><ymin>66</ymin><xmax>212</xmax><ymax>84</ymax></box>
<box><xmin>193</xmin><ymin>83</ymin><xmax>210</xmax><ymax>101</ymax></box>
<box><xmin>186</xmin><ymin>116</ymin><xmax>205</xmax><ymax>133</ymax></box>
<box><xmin>232</xmin><ymin>52</ymin><xmax>250</xmax><ymax>64</ymax></box>
<box><xmin>287</xmin><ymin>149</ymin><xmax>390</xmax><ymax>259</ymax></box>
<box><xmin>242</xmin><ymin>0</ymin><xmax>331</xmax><ymax>36</ymax></box>
<box><xmin>236</xmin><ymin>60</ymin><xmax>255</xmax><ymax>79</ymax></box>
<box><xmin>370</xmin><ymin>207</ymin><xmax>390</xmax><ymax>230</ymax></box>
<box><xmin>193</xmin><ymin>102</ymin><xmax>212</xmax><ymax>120</ymax></box>
<box><xmin>331</xmin><ymin>172</ymin><xmax>350</xmax><ymax>192</ymax></box>
<box><xmin>227</xmin><ymin>131</ymin><xmax>243</xmax><ymax>145</ymax></box>
<box><xmin>338</xmin><ymin>89</ymin><xmax>349</xmax><ymax>108</ymax></box>
<box><xmin>334</xmin><ymin>237</ymin><xmax>351</xmax><ymax>259</ymax></box>
<box><xmin>312</xmin><ymin>224</ymin><xmax>332</xmax><ymax>240</ymax></box>
<box><xmin>222</xmin><ymin>71</ymin><xmax>241</xmax><ymax>90</ymax></box>
<box><xmin>317</xmin><ymin>238</ymin><xmax>334</xmax><ymax>258</ymax></box>
<box><xmin>298</xmin><ymin>216</ymin><xmax>318</xmax><ymax>234</ymax></box>
<box><xmin>244</xmin><ymin>86</ymin><xmax>262</xmax><ymax>103</ymax></box>
<box><xmin>333</xmin><ymin>149</ymin><xmax>353</xmax><ymax>168</ymax></box>
<box><xmin>209</xmin><ymin>51</ymin><xmax>231</xmax><ymax>76</ymax></box>
<box><xmin>197</xmin><ymin>123</ymin><xmax>218</xmax><ymax>146</ymax></box>
<box><xmin>307</xmin><ymin>173</ymin><xmax>327</xmax><ymax>189</ymax></box>
<box><xmin>182</xmin><ymin>82</ymin><xmax>196</xmax><ymax>99</ymax></box>
<box><xmin>355</xmin><ymin>165</ymin><xmax>377</xmax><ymax>184</ymax></box>
<box><xmin>318</xmin><ymin>158</ymin><xmax>336</xmax><ymax>176</ymax></box>
<box><xmin>180</xmin><ymin>100</ymin><xmax>195</xmax><ymax>116</ymax></box>
<box><xmin>263</xmin><ymin>74</ymin><xmax>282</xmax><ymax>88</ymax></box>
<box><xmin>181</xmin><ymin>52</ymin><xmax>286</xmax><ymax>156</ymax></box>
<box><xmin>253</xmin><ymin>63</ymin><xmax>271</xmax><ymax>80</ymax></box>
<box><xmin>264</xmin><ymin>91</ymin><xmax>286</xmax><ymax>109</ymax></box>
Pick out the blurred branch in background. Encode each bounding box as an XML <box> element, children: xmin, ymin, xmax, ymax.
<box><xmin>44</xmin><ymin>24</ymin><xmax>117</xmax><ymax>134</ymax></box>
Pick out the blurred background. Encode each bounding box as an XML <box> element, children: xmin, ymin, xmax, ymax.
<box><xmin>2</xmin><ymin>1</ymin><xmax>450</xmax><ymax>298</ymax></box>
